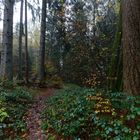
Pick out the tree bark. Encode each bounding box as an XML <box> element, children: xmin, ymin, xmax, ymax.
<box><xmin>1</xmin><ymin>0</ymin><xmax>14</xmax><ymax>81</ymax></box>
<box><xmin>25</xmin><ymin>0</ymin><xmax>29</xmax><ymax>83</ymax></box>
<box><xmin>39</xmin><ymin>0</ymin><xmax>47</xmax><ymax>82</ymax></box>
<box><xmin>122</xmin><ymin>0</ymin><xmax>140</xmax><ymax>95</ymax></box>
<box><xmin>18</xmin><ymin>0</ymin><xmax>24</xmax><ymax>80</ymax></box>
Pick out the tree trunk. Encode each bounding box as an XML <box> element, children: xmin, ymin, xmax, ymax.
<box><xmin>25</xmin><ymin>0</ymin><xmax>29</xmax><ymax>83</ymax></box>
<box><xmin>1</xmin><ymin>0</ymin><xmax>14</xmax><ymax>81</ymax></box>
<box><xmin>39</xmin><ymin>0</ymin><xmax>47</xmax><ymax>82</ymax></box>
<box><xmin>108</xmin><ymin>6</ymin><xmax>122</xmax><ymax>92</ymax></box>
<box><xmin>18</xmin><ymin>0</ymin><xmax>24</xmax><ymax>80</ymax></box>
<box><xmin>122</xmin><ymin>0</ymin><xmax>140</xmax><ymax>95</ymax></box>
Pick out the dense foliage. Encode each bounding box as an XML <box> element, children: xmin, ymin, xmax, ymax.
<box><xmin>0</xmin><ymin>86</ymin><xmax>33</xmax><ymax>138</ymax></box>
<box><xmin>42</xmin><ymin>85</ymin><xmax>140</xmax><ymax>139</ymax></box>
<box><xmin>46</xmin><ymin>0</ymin><xmax>119</xmax><ymax>88</ymax></box>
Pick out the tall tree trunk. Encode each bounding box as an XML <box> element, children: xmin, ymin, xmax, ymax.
<box><xmin>18</xmin><ymin>0</ymin><xmax>24</xmax><ymax>80</ymax></box>
<box><xmin>122</xmin><ymin>0</ymin><xmax>140</xmax><ymax>95</ymax></box>
<box><xmin>1</xmin><ymin>0</ymin><xmax>14</xmax><ymax>81</ymax></box>
<box><xmin>25</xmin><ymin>0</ymin><xmax>29</xmax><ymax>83</ymax></box>
<box><xmin>108</xmin><ymin>7</ymin><xmax>122</xmax><ymax>91</ymax></box>
<box><xmin>39</xmin><ymin>0</ymin><xmax>47</xmax><ymax>82</ymax></box>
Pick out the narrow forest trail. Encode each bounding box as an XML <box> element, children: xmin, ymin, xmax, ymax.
<box><xmin>25</xmin><ymin>88</ymin><xmax>55</xmax><ymax>140</ymax></box>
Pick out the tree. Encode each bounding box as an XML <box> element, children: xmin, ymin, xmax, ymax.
<box><xmin>25</xmin><ymin>0</ymin><xmax>29</xmax><ymax>83</ymax></box>
<box><xmin>122</xmin><ymin>0</ymin><xmax>140</xmax><ymax>95</ymax></box>
<box><xmin>45</xmin><ymin>0</ymin><xmax>66</xmax><ymax>75</ymax></box>
<box><xmin>0</xmin><ymin>0</ymin><xmax>14</xmax><ymax>81</ymax></box>
<box><xmin>39</xmin><ymin>0</ymin><xmax>47</xmax><ymax>82</ymax></box>
<box><xmin>18</xmin><ymin>0</ymin><xmax>24</xmax><ymax>80</ymax></box>
<box><xmin>108</xmin><ymin>3</ymin><xmax>123</xmax><ymax>91</ymax></box>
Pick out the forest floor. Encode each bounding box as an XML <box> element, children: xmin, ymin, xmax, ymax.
<box><xmin>2</xmin><ymin>85</ymin><xmax>140</xmax><ymax>139</ymax></box>
<box><xmin>24</xmin><ymin>88</ymin><xmax>55</xmax><ymax>140</ymax></box>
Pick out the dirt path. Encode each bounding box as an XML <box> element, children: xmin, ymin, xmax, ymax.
<box><xmin>25</xmin><ymin>88</ymin><xmax>55</xmax><ymax>140</ymax></box>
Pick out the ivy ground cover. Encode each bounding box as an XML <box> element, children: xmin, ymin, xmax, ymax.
<box><xmin>42</xmin><ymin>86</ymin><xmax>140</xmax><ymax>140</ymax></box>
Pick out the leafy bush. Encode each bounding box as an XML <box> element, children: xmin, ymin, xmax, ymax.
<box><xmin>5</xmin><ymin>87</ymin><xmax>32</xmax><ymax>102</ymax></box>
<box><xmin>0</xmin><ymin>79</ymin><xmax>17</xmax><ymax>90</ymax></box>
<box><xmin>46</xmin><ymin>75</ymin><xmax>63</xmax><ymax>88</ymax></box>
<box><xmin>0</xmin><ymin>101</ymin><xmax>9</xmax><ymax>123</ymax></box>
<box><xmin>42</xmin><ymin>60</ymin><xmax>63</xmax><ymax>88</ymax></box>
<box><xmin>42</xmin><ymin>87</ymin><xmax>140</xmax><ymax>139</ymax></box>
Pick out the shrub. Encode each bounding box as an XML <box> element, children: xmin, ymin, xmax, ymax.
<box><xmin>46</xmin><ymin>75</ymin><xmax>63</xmax><ymax>88</ymax></box>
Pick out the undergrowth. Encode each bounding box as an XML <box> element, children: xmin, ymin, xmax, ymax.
<box><xmin>42</xmin><ymin>85</ymin><xmax>140</xmax><ymax>140</ymax></box>
<box><xmin>0</xmin><ymin>85</ymin><xmax>33</xmax><ymax>139</ymax></box>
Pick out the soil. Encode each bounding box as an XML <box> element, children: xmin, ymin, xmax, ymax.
<box><xmin>25</xmin><ymin>88</ymin><xmax>55</xmax><ymax>140</ymax></box>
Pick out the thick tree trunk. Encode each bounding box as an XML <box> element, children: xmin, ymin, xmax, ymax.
<box><xmin>1</xmin><ymin>0</ymin><xmax>14</xmax><ymax>81</ymax></box>
<box><xmin>18</xmin><ymin>0</ymin><xmax>24</xmax><ymax>80</ymax></box>
<box><xmin>122</xmin><ymin>0</ymin><xmax>140</xmax><ymax>95</ymax></box>
<box><xmin>25</xmin><ymin>0</ymin><xmax>29</xmax><ymax>83</ymax></box>
<box><xmin>39</xmin><ymin>0</ymin><xmax>47</xmax><ymax>82</ymax></box>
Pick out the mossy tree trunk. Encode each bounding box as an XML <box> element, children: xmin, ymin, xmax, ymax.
<box><xmin>108</xmin><ymin>6</ymin><xmax>123</xmax><ymax>92</ymax></box>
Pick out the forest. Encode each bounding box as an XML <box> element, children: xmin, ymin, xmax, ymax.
<box><xmin>0</xmin><ymin>0</ymin><xmax>140</xmax><ymax>139</ymax></box>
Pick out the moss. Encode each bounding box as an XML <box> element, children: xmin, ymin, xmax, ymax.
<box><xmin>108</xmin><ymin>5</ymin><xmax>123</xmax><ymax>92</ymax></box>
